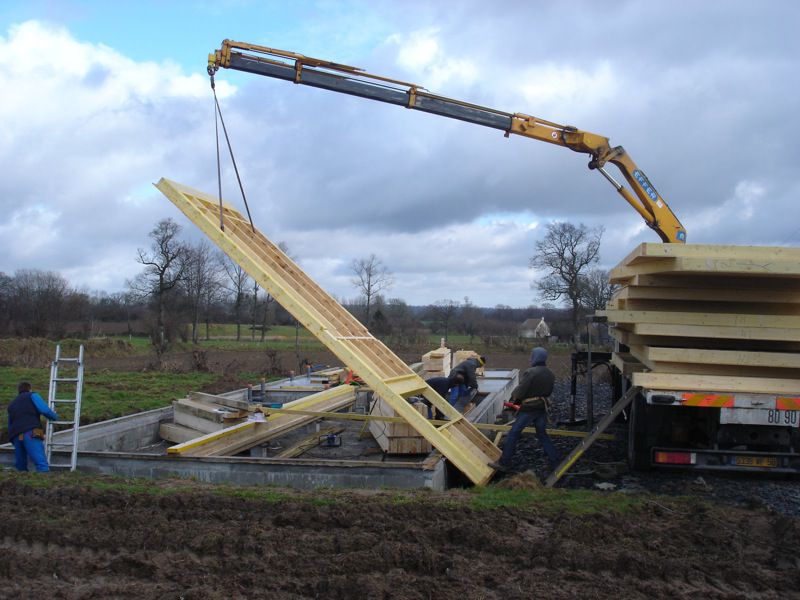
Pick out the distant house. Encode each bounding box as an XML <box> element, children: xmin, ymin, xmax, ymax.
<box><xmin>519</xmin><ymin>317</ymin><xmax>550</xmax><ymax>339</ymax></box>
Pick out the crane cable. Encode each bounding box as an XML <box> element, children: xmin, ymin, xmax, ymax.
<box><xmin>210</xmin><ymin>72</ymin><xmax>255</xmax><ymax>233</ymax></box>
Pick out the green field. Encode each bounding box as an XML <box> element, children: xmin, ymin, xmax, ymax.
<box><xmin>0</xmin><ymin>367</ymin><xmax>270</xmax><ymax>440</ymax></box>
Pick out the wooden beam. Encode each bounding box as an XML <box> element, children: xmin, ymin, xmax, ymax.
<box><xmin>619</xmin><ymin>242</ymin><xmax>800</xmax><ymax>267</ymax></box>
<box><xmin>632</xmin><ymin>372</ymin><xmax>800</xmax><ymax>395</ymax></box>
<box><xmin>645</xmin><ymin>346</ymin><xmax>800</xmax><ymax>369</ymax></box>
<box><xmin>601</xmin><ymin>309</ymin><xmax>800</xmax><ymax>330</ymax></box>
<box><xmin>274</xmin><ymin>426</ymin><xmax>345</xmax><ymax>458</ymax></box>
<box><xmin>610</xmin><ymin>256</ymin><xmax>800</xmax><ymax>283</ymax></box>
<box><xmin>633</xmin><ymin>322</ymin><xmax>800</xmax><ymax>342</ymax></box>
<box><xmin>615</xmin><ymin>284</ymin><xmax>800</xmax><ymax>304</ymax></box>
<box><xmin>167</xmin><ymin>386</ymin><xmax>356</xmax><ymax>457</ymax></box>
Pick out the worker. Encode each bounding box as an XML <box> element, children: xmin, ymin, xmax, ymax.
<box><xmin>489</xmin><ymin>347</ymin><xmax>558</xmax><ymax>473</ymax></box>
<box><xmin>7</xmin><ymin>381</ymin><xmax>59</xmax><ymax>472</ymax></box>
<box><xmin>422</xmin><ymin>373</ymin><xmax>465</xmax><ymax>419</ymax></box>
<box><xmin>448</xmin><ymin>355</ymin><xmax>485</xmax><ymax>410</ymax></box>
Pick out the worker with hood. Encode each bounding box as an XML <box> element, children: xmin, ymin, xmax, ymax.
<box><xmin>489</xmin><ymin>347</ymin><xmax>558</xmax><ymax>473</ymax></box>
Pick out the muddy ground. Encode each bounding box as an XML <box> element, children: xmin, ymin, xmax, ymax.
<box><xmin>1</xmin><ymin>472</ymin><xmax>798</xmax><ymax>600</ymax></box>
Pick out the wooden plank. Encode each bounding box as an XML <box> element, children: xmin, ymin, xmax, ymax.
<box><xmin>601</xmin><ymin>309</ymin><xmax>800</xmax><ymax>330</ymax></box>
<box><xmin>168</xmin><ymin>386</ymin><xmax>356</xmax><ymax>456</ymax></box>
<box><xmin>609</xmin><ymin>326</ymin><xmax>800</xmax><ymax>353</ymax></box>
<box><xmin>189</xmin><ymin>391</ymin><xmax>249</xmax><ymax>411</ymax></box>
<box><xmin>615</xmin><ymin>284</ymin><xmax>800</xmax><ymax>304</ymax></box>
<box><xmin>645</xmin><ymin>346</ymin><xmax>800</xmax><ymax>369</ymax></box>
<box><xmin>610</xmin><ymin>352</ymin><xmax>646</xmax><ymax>376</ymax></box>
<box><xmin>619</xmin><ymin>242</ymin><xmax>800</xmax><ymax>267</ymax></box>
<box><xmin>638</xmin><ymin>362</ymin><xmax>800</xmax><ymax>379</ymax></box>
<box><xmin>274</xmin><ymin>426</ymin><xmax>345</xmax><ymax>458</ymax></box>
<box><xmin>610</xmin><ymin>257</ymin><xmax>800</xmax><ymax>283</ymax></box>
<box><xmin>159</xmin><ymin>422</ymin><xmax>204</xmax><ymax>444</ymax></box>
<box><xmin>633</xmin><ymin>322</ymin><xmax>800</xmax><ymax>342</ymax></box>
<box><xmin>632</xmin><ymin>372</ymin><xmax>800</xmax><ymax>395</ymax></box>
<box><xmin>614</xmin><ymin>297</ymin><xmax>800</xmax><ymax>316</ymax></box>
<box><xmin>157</xmin><ymin>178</ymin><xmax>498</xmax><ymax>485</ymax></box>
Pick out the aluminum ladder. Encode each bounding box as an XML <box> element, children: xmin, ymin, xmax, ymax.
<box><xmin>45</xmin><ymin>344</ymin><xmax>84</xmax><ymax>471</ymax></box>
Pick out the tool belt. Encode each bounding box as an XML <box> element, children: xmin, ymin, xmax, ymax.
<box><xmin>31</xmin><ymin>428</ymin><xmax>45</xmax><ymax>440</ymax></box>
<box><xmin>520</xmin><ymin>396</ymin><xmax>550</xmax><ymax>412</ymax></box>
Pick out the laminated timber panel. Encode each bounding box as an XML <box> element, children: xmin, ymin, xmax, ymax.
<box><xmin>614</xmin><ymin>284</ymin><xmax>800</xmax><ymax>305</ymax></box>
<box><xmin>632</xmin><ymin>372</ymin><xmax>800</xmax><ymax>395</ymax></box>
<box><xmin>619</xmin><ymin>242</ymin><xmax>800</xmax><ymax>267</ymax></box>
<box><xmin>600</xmin><ymin>309</ymin><xmax>800</xmax><ymax>330</ymax></box>
<box><xmin>156</xmin><ymin>178</ymin><xmax>499</xmax><ymax>484</ymax></box>
<box><xmin>632</xmin><ymin>322</ymin><xmax>800</xmax><ymax>343</ymax></box>
<box><xmin>608</xmin><ymin>327</ymin><xmax>800</xmax><ymax>353</ymax></box>
<box><xmin>610</xmin><ymin>258</ymin><xmax>800</xmax><ymax>284</ymax></box>
<box><xmin>644</xmin><ymin>346</ymin><xmax>800</xmax><ymax>369</ymax></box>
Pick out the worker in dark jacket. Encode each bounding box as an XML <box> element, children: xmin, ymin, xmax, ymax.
<box><xmin>448</xmin><ymin>356</ymin><xmax>485</xmax><ymax>410</ymax></box>
<box><xmin>489</xmin><ymin>347</ymin><xmax>558</xmax><ymax>473</ymax></box>
<box><xmin>423</xmin><ymin>373</ymin><xmax>465</xmax><ymax>419</ymax></box>
<box><xmin>7</xmin><ymin>381</ymin><xmax>59</xmax><ymax>472</ymax></box>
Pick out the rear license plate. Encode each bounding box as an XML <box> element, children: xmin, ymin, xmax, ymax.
<box><xmin>734</xmin><ymin>456</ymin><xmax>778</xmax><ymax>468</ymax></box>
<box><xmin>720</xmin><ymin>408</ymin><xmax>800</xmax><ymax>427</ymax></box>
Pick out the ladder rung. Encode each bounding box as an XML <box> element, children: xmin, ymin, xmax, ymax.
<box><xmin>55</xmin><ymin>357</ymin><xmax>81</xmax><ymax>362</ymax></box>
<box><xmin>52</xmin><ymin>399</ymin><xmax>77</xmax><ymax>404</ymax></box>
<box><xmin>51</xmin><ymin>420</ymin><xmax>75</xmax><ymax>426</ymax></box>
<box><xmin>54</xmin><ymin>377</ymin><xmax>80</xmax><ymax>383</ymax></box>
<box><xmin>48</xmin><ymin>443</ymin><xmax>75</xmax><ymax>448</ymax></box>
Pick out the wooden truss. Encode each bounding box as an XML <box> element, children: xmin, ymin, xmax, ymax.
<box><xmin>155</xmin><ymin>178</ymin><xmax>500</xmax><ymax>485</ymax></box>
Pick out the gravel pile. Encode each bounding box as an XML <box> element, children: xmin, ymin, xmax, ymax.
<box><xmin>499</xmin><ymin>378</ymin><xmax>800</xmax><ymax>516</ymax></box>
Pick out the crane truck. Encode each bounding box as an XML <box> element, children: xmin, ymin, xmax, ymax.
<box><xmin>208</xmin><ymin>40</ymin><xmax>800</xmax><ymax>476</ymax></box>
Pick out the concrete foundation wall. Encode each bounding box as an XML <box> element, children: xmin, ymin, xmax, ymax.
<box><xmin>0</xmin><ymin>450</ymin><xmax>446</xmax><ymax>490</ymax></box>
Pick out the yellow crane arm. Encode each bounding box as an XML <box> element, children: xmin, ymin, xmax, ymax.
<box><xmin>209</xmin><ymin>39</ymin><xmax>686</xmax><ymax>243</ymax></box>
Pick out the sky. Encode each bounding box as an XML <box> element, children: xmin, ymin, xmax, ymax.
<box><xmin>1</xmin><ymin>0</ymin><xmax>799</xmax><ymax>308</ymax></box>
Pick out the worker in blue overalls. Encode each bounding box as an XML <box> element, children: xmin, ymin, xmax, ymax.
<box><xmin>7</xmin><ymin>381</ymin><xmax>59</xmax><ymax>472</ymax></box>
<box><xmin>448</xmin><ymin>356</ymin><xmax>485</xmax><ymax>411</ymax></box>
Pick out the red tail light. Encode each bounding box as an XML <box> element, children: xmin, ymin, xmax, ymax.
<box><xmin>654</xmin><ymin>451</ymin><xmax>696</xmax><ymax>465</ymax></box>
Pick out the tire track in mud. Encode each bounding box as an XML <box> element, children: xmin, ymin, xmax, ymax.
<box><xmin>1</xmin><ymin>477</ymin><xmax>799</xmax><ymax>599</ymax></box>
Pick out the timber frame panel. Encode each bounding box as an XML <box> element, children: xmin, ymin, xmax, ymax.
<box><xmin>155</xmin><ymin>178</ymin><xmax>499</xmax><ymax>484</ymax></box>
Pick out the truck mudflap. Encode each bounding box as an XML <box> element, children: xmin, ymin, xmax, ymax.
<box><xmin>650</xmin><ymin>447</ymin><xmax>800</xmax><ymax>473</ymax></box>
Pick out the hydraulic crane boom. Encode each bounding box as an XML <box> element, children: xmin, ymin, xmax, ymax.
<box><xmin>209</xmin><ymin>40</ymin><xmax>687</xmax><ymax>243</ymax></box>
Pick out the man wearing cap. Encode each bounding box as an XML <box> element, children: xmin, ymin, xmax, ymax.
<box><xmin>489</xmin><ymin>347</ymin><xmax>558</xmax><ymax>473</ymax></box>
<box><xmin>448</xmin><ymin>356</ymin><xmax>486</xmax><ymax>411</ymax></box>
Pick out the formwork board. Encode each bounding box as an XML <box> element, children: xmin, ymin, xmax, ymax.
<box><xmin>155</xmin><ymin>178</ymin><xmax>499</xmax><ymax>484</ymax></box>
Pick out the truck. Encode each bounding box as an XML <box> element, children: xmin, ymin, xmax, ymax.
<box><xmin>207</xmin><ymin>40</ymin><xmax>800</xmax><ymax>477</ymax></box>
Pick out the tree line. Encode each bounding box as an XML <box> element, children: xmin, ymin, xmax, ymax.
<box><xmin>0</xmin><ymin>218</ymin><xmax>615</xmax><ymax>348</ymax></box>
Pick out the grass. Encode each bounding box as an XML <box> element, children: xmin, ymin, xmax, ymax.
<box><xmin>0</xmin><ymin>367</ymin><xmax>270</xmax><ymax>438</ymax></box>
<box><xmin>464</xmin><ymin>485</ymin><xmax>642</xmax><ymax>514</ymax></box>
<box><xmin>0</xmin><ymin>469</ymin><xmax>648</xmax><ymax>515</ymax></box>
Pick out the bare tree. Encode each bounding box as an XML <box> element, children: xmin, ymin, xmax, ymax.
<box><xmin>7</xmin><ymin>269</ymin><xmax>74</xmax><ymax>337</ymax></box>
<box><xmin>220</xmin><ymin>253</ymin><xmax>250</xmax><ymax>341</ymax></box>
<box><xmin>457</xmin><ymin>296</ymin><xmax>484</xmax><ymax>344</ymax></box>
<box><xmin>530</xmin><ymin>222</ymin><xmax>603</xmax><ymax>346</ymax></box>
<box><xmin>350</xmin><ymin>253</ymin><xmax>394</xmax><ymax>326</ymax></box>
<box><xmin>184</xmin><ymin>239</ymin><xmax>222</xmax><ymax>343</ymax></box>
<box><xmin>128</xmin><ymin>218</ymin><xmax>188</xmax><ymax>354</ymax></box>
<box><xmin>430</xmin><ymin>299</ymin><xmax>460</xmax><ymax>345</ymax></box>
<box><xmin>580</xmin><ymin>268</ymin><xmax>617</xmax><ymax>311</ymax></box>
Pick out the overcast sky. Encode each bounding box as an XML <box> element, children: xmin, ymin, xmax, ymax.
<box><xmin>2</xmin><ymin>0</ymin><xmax>799</xmax><ymax>308</ymax></box>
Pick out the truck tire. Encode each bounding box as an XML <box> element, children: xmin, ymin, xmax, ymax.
<box><xmin>628</xmin><ymin>392</ymin><xmax>651</xmax><ymax>470</ymax></box>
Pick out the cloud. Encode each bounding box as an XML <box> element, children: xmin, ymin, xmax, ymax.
<box><xmin>3</xmin><ymin>2</ymin><xmax>800</xmax><ymax>310</ymax></box>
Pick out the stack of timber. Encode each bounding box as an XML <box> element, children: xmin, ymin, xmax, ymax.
<box><xmin>421</xmin><ymin>347</ymin><xmax>451</xmax><ymax>378</ymax></box>
<box><xmin>453</xmin><ymin>350</ymin><xmax>485</xmax><ymax>377</ymax></box>
<box><xmin>161</xmin><ymin>392</ymin><xmax>249</xmax><ymax>443</ymax></box>
<box><xmin>309</xmin><ymin>367</ymin><xmax>344</xmax><ymax>386</ymax></box>
<box><xmin>369</xmin><ymin>396</ymin><xmax>433</xmax><ymax>454</ymax></box>
<box><xmin>601</xmin><ymin>243</ymin><xmax>800</xmax><ymax>395</ymax></box>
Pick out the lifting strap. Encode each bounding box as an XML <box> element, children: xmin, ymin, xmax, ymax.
<box><xmin>210</xmin><ymin>73</ymin><xmax>255</xmax><ymax>233</ymax></box>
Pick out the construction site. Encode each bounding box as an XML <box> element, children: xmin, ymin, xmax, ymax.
<box><xmin>2</xmin><ymin>34</ymin><xmax>800</xmax><ymax>600</ymax></box>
